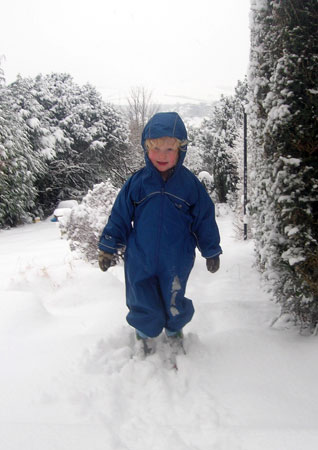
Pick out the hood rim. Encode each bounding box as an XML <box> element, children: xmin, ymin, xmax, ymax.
<box><xmin>141</xmin><ymin>112</ymin><xmax>188</xmax><ymax>152</ymax></box>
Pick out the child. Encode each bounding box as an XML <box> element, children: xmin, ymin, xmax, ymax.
<box><xmin>98</xmin><ymin>112</ymin><xmax>222</xmax><ymax>350</ymax></box>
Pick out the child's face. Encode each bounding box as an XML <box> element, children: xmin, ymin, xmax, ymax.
<box><xmin>148</xmin><ymin>137</ymin><xmax>179</xmax><ymax>173</ymax></box>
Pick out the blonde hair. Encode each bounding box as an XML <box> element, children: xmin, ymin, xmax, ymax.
<box><xmin>145</xmin><ymin>137</ymin><xmax>187</xmax><ymax>152</ymax></box>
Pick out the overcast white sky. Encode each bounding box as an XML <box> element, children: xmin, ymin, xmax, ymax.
<box><xmin>1</xmin><ymin>0</ymin><xmax>251</xmax><ymax>105</ymax></box>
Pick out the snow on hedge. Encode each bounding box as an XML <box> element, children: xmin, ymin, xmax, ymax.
<box><xmin>59</xmin><ymin>180</ymin><xmax>119</xmax><ymax>262</ymax></box>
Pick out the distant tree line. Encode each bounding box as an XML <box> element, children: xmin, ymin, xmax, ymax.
<box><xmin>0</xmin><ymin>70</ymin><xmax>245</xmax><ymax>229</ymax></box>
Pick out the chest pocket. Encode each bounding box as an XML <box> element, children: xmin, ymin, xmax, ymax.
<box><xmin>173</xmin><ymin>201</ymin><xmax>189</xmax><ymax>215</ymax></box>
<box><xmin>165</xmin><ymin>193</ymin><xmax>192</xmax><ymax>231</ymax></box>
<box><xmin>165</xmin><ymin>192</ymin><xmax>190</xmax><ymax>211</ymax></box>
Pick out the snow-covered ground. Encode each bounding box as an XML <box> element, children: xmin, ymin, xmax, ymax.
<box><xmin>1</xmin><ymin>212</ymin><xmax>318</xmax><ymax>450</ymax></box>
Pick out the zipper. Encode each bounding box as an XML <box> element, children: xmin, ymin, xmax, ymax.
<box><xmin>155</xmin><ymin>186</ymin><xmax>165</xmax><ymax>268</ymax></box>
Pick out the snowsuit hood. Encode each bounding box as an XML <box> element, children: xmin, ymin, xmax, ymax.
<box><xmin>141</xmin><ymin>112</ymin><xmax>188</xmax><ymax>170</ymax></box>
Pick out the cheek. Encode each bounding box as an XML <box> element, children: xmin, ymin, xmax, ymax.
<box><xmin>169</xmin><ymin>152</ymin><xmax>179</xmax><ymax>164</ymax></box>
<box><xmin>148</xmin><ymin>151</ymin><xmax>156</xmax><ymax>163</ymax></box>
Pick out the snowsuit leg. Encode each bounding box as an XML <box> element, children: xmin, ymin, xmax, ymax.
<box><xmin>157</xmin><ymin>269</ymin><xmax>195</xmax><ymax>334</ymax></box>
<box><xmin>125</xmin><ymin>256</ymin><xmax>194</xmax><ymax>338</ymax></box>
<box><xmin>125</xmin><ymin>263</ymin><xmax>166</xmax><ymax>338</ymax></box>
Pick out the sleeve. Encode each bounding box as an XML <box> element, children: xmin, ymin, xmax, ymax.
<box><xmin>191</xmin><ymin>179</ymin><xmax>222</xmax><ymax>259</ymax></box>
<box><xmin>98</xmin><ymin>177</ymin><xmax>135</xmax><ymax>254</ymax></box>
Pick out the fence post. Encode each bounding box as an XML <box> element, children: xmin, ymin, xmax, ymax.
<box><xmin>243</xmin><ymin>110</ymin><xmax>248</xmax><ymax>240</ymax></box>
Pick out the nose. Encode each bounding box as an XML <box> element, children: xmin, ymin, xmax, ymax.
<box><xmin>156</xmin><ymin>149</ymin><xmax>167</xmax><ymax>160</ymax></box>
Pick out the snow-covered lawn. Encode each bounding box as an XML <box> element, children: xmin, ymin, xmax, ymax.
<box><xmin>1</xmin><ymin>212</ymin><xmax>318</xmax><ymax>450</ymax></box>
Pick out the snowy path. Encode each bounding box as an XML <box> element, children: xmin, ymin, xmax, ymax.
<box><xmin>1</xmin><ymin>214</ymin><xmax>318</xmax><ymax>450</ymax></box>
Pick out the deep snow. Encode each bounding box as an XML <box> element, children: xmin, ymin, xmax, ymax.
<box><xmin>1</xmin><ymin>211</ymin><xmax>318</xmax><ymax>450</ymax></box>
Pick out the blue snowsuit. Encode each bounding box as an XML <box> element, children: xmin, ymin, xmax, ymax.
<box><xmin>99</xmin><ymin>112</ymin><xmax>222</xmax><ymax>338</ymax></box>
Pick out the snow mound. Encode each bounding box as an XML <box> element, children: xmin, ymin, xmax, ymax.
<box><xmin>0</xmin><ymin>291</ymin><xmax>52</xmax><ymax>334</ymax></box>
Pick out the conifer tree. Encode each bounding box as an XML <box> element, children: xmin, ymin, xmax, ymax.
<box><xmin>0</xmin><ymin>86</ymin><xmax>38</xmax><ymax>226</ymax></box>
<box><xmin>248</xmin><ymin>0</ymin><xmax>318</xmax><ymax>329</ymax></box>
<box><xmin>184</xmin><ymin>124</ymin><xmax>203</xmax><ymax>175</ymax></box>
<box><xmin>31</xmin><ymin>74</ymin><xmax>129</xmax><ymax>210</ymax></box>
<box><xmin>5</xmin><ymin>73</ymin><xmax>129</xmax><ymax>217</ymax></box>
<box><xmin>196</xmin><ymin>92</ymin><xmax>242</xmax><ymax>203</ymax></box>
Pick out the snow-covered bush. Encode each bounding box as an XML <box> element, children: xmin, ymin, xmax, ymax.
<box><xmin>198</xmin><ymin>171</ymin><xmax>217</xmax><ymax>203</ymax></box>
<box><xmin>59</xmin><ymin>180</ymin><xmax>119</xmax><ymax>262</ymax></box>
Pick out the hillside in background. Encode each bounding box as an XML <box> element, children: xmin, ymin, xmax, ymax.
<box><xmin>118</xmin><ymin>101</ymin><xmax>215</xmax><ymax>126</ymax></box>
<box><xmin>158</xmin><ymin>102</ymin><xmax>215</xmax><ymax>121</ymax></box>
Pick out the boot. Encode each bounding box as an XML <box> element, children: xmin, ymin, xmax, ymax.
<box><xmin>136</xmin><ymin>331</ymin><xmax>155</xmax><ymax>356</ymax></box>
